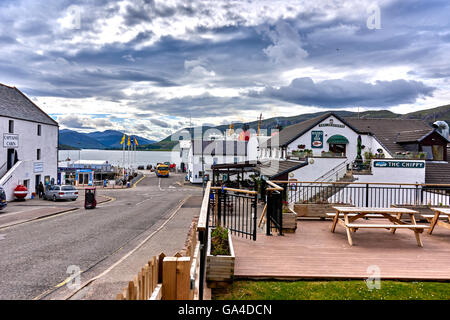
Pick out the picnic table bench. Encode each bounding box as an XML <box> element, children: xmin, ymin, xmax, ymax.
<box><xmin>427</xmin><ymin>208</ymin><xmax>450</xmax><ymax>235</ymax></box>
<box><xmin>331</xmin><ymin>207</ymin><xmax>428</xmax><ymax>247</ymax></box>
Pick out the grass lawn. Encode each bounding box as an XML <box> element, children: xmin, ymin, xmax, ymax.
<box><xmin>214</xmin><ymin>280</ymin><xmax>450</xmax><ymax>300</ymax></box>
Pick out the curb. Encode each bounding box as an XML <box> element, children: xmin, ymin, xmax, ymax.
<box><xmin>0</xmin><ymin>207</ymin><xmax>79</xmax><ymax>230</ymax></box>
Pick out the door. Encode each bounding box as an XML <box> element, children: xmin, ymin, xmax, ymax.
<box><xmin>35</xmin><ymin>175</ymin><xmax>41</xmax><ymax>193</ymax></box>
<box><xmin>7</xmin><ymin>149</ymin><xmax>14</xmax><ymax>171</ymax></box>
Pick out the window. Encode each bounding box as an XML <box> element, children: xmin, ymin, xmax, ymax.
<box><xmin>8</xmin><ymin>120</ymin><xmax>14</xmax><ymax>133</ymax></box>
<box><xmin>37</xmin><ymin>149</ymin><xmax>41</xmax><ymax>160</ymax></box>
<box><xmin>37</xmin><ymin>124</ymin><xmax>41</xmax><ymax>136</ymax></box>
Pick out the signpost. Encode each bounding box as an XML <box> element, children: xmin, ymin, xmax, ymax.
<box><xmin>311</xmin><ymin>130</ymin><xmax>323</xmax><ymax>148</ymax></box>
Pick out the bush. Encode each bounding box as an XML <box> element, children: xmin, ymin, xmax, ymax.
<box><xmin>211</xmin><ymin>226</ymin><xmax>230</xmax><ymax>256</ymax></box>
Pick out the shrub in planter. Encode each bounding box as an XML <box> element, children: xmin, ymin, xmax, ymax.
<box><xmin>207</xmin><ymin>226</ymin><xmax>235</xmax><ymax>284</ymax></box>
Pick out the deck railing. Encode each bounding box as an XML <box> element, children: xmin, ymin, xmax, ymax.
<box><xmin>272</xmin><ymin>180</ymin><xmax>450</xmax><ymax>208</ymax></box>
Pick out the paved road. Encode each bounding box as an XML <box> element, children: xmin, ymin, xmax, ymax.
<box><xmin>0</xmin><ymin>173</ymin><xmax>202</xmax><ymax>300</ymax></box>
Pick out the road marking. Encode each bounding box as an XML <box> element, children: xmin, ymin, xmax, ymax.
<box><xmin>0</xmin><ymin>234</ymin><xmax>6</xmax><ymax>240</ymax></box>
<box><xmin>62</xmin><ymin>196</ymin><xmax>190</xmax><ymax>300</ymax></box>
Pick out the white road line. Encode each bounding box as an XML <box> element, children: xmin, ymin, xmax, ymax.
<box><xmin>63</xmin><ymin>196</ymin><xmax>190</xmax><ymax>300</ymax></box>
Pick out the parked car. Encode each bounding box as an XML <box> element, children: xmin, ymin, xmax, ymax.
<box><xmin>44</xmin><ymin>185</ymin><xmax>79</xmax><ymax>201</ymax></box>
<box><xmin>0</xmin><ymin>187</ymin><xmax>7</xmax><ymax>210</ymax></box>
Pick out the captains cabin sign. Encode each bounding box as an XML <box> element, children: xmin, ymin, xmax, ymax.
<box><xmin>3</xmin><ymin>134</ymin><xmax>19</xmax><ymax>148</ymax></box>
<box><xmin>373</xmin><ymin>161</ymin><xmax>425</xmax><ymax>169</ymax></box>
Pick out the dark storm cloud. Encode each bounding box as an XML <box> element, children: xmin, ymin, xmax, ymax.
<box><xmin>149</xmin><ymin>118</ymin><xmax>170</xmax><ymax>128</ymax></box>
<box><xmin>0</xmin><ymin>0</ymin><xmax>448</xmax><ymax>140</ymax></box>
<box><xmin>136</xmin><ymin>94</ymin><xmax>269</xmax><ymax>118</ymax></box>
<box><xmin>251</xmin><ymin>78</ymin><xmax>436</xmax><ymax>108</ymax></box>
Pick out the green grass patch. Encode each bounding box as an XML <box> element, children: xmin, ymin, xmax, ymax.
<box><xmin>214</xmin><ymin>280</ymin><xmax>450</xmax><ymax>300</ymax></box>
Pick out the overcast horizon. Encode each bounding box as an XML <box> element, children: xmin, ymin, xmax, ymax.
<box><xmin>1</xmin><ymin>0</ymin><xmax>449</xmax><ymax>141</ymax></box>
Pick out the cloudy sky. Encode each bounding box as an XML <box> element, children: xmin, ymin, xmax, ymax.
<box><xmin>1</xmin><ymin>0</ymin><xmax>449</xmax><ymax>140</ymax></box>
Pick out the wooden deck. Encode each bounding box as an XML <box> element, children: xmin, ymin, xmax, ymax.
<box><xmin>232</xmin><ymin>220</ymin><xmax>450</xmax><ymax>280</ymax></box>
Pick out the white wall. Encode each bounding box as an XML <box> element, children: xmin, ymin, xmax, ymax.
<box><xmin>291</xmin><ymin>157</ymin><xmax>348</xmax><ymax>182</ymax></box>
<box><xmin>353</xmin><ymin>159</ymin><xmax>426</xmax><ymax>184</ymax></box>
<box><xmin>0</xmin><ymin>117</ymin><xmax>58</xmax><ymax>200</ymax></box>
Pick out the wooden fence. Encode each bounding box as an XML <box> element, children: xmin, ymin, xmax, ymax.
<box><xmin>116</xmin><ymin>220</ymin><xmax>201</xmax><ymax>300</ymax></box>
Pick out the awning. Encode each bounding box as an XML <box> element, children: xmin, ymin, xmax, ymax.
<box><xmin>327</xmin><ymin>135</ymin><xmax>349</xmax><ymax>144</ymax></box>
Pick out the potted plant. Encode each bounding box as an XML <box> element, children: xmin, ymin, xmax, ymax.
<box><xmin>206</xmin><ymin>226</ymin><xmax>235</xmax><ymax>284</ymax></box>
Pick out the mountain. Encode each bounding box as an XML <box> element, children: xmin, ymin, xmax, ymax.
<box><xmin>59</xmin><ymin>129</ymin><xmax>106</xmax><ymax>149</ymax></box>
<box><xmin>59</xmin><ymin>129</ymin><xmax>155</xmax><ymax>150</ymax></box>
<box><xmin>141</xmin><ymin>105</ymin><xmax>449</xmax><ymax>150</ymax></box>
<box><xmin>87</xmin><ymin>130</ymin><xmax>155</xmax><ymax>149</ymax></box>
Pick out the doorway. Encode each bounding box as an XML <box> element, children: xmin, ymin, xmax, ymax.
<box><xmin>7</xmin><ymin>149</ymin><xmax>15</xmax><ymax>171</ymax></box>
<box><xmin>35</xmin><ymin>175</ymin><xmax>41</xmax><ymax>193</ymax></box>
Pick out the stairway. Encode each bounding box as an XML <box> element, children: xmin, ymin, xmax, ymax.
<box><xmin>304</xmin><ymin>172</ymin><xmax>356</xmax><ymax>203</ymax></box>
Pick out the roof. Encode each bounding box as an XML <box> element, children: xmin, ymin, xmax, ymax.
<box><xmin>425</xmin><ymin>162</ymin><xmax>450</xmax><ymax>185</ymax></box>
<box><xmin>0</xmin><ymin>83</ymin><xmax>58</xmax><ymax>126</ymax></box>
<box><xmin>191</xmin><ymin>140</ymin><xmax>248</xmax><ymax>156</ymax></box>
<box><xmin>263</xmin><ymin>113</ymin><xmax>363</xmax><ymax>148</ymax></box>
<box><xmin>345</xmin><ymin>118</ymin><xmax>433</xmax><ymax>155</ymax></box>
<box><xmin>256</xmin><ymin>159</ymin><xmax>307</xmax><ymax>179</ymax></box>
<box><xmin>395</xmin><ymin>129</ymin><xmax>435</xmax><ymax>143</ymax></box>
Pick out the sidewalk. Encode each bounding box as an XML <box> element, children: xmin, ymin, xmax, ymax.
<box><xmin>0</xmin><ymin>195</ymin><xmax>110</xmax><ymax>229</ymax></box>
<box><xmin>64</xmin><ymin>195</ymin><xmax>202</xmax><ymax>300</ymax></box>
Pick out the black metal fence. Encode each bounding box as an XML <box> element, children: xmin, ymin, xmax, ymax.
<box><xmin>210</xmin><ymin>188</ymin><xmax>258</xmax><ymax>240</ymax></box>
<box><xmin>197</xmin><ymin>183</ymin><xmax>258</xmax><ymax>300</ymax></box>
<box><xmin>266</xmin><ymin>189</ymin><xmax>283</xmax><ymax>236</ymax></box>
<box><xmin>283</xmin><ymin>182</ymin><xmax>450</xmax><ymax>207</ymax></box>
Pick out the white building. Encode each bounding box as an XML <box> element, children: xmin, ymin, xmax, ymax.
<box><xmin>187</xmin><ymin>140</ymin><xmax>251</xmax><ymax>183</ymax></box>
<box><xmin>0</xmin><ymin>84</ymin><xmax>59</xmax><ymax>200</ymax></box>
<box><xmin>260</xmin><ymin>112</ymin><xmax>449</xmax><ymax>185</ymax></box>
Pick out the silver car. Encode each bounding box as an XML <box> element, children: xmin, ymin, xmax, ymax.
<box><xmin>44</xmin><ymin>185</ymin><xmax>79</xmax><ymax>201</ymax></box>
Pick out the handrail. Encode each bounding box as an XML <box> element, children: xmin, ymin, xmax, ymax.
<box><xmin>314</xmin><ymin>159</ymin><xmax>348</xmax><ymax>183</ymax></box>
<box><xmin>197</xmin><ymin>181</ymin><xmax>211</xmax><ymax>232</ymax></box>
<box><xmin>270</xmin><ymin>180</ymin><xmax>450</xmax><ymax>187</ymax></box>
<box><xmin>266</xmin><ymin>180</ymin><xmax>283</xmax><ymax>191</ymax></box>
<box><xmin>210</xmin><ymin>186</ymin><xmax>258</xmax><ymax>195</ymax></box>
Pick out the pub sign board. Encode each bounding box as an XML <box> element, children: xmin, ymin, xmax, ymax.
<box><xmin>3</xmin><ymin>134</ymin><xmax>19</xmax><ymax>148</ymax></box>
<box><xmin>311</xmin><ymin>130</ymin><xmax>323</xmax><ymax>148</ymax></box>
<box><xmin>373</xmin><ymin>161</ymin><xmax>425</xmax><ymax>169</ymax></box>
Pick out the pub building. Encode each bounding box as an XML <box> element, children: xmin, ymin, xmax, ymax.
<box><xmin>0</xmin><ymin>83</ymin><xmax>58</xmax><ymax>200</ymax></box>
<box><xmin>259</xmin><ymin>113</ymin><xmax>449</xmax><ymax>185</ymax></box>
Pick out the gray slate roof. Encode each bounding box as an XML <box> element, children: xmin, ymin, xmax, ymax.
<box><xmin>345</xmin><ymin>118</ymin><xmax>432</xmax><ymax>155</ymax></box>
<box><xmin>425</xmin><ymin>162</ymin><xmax>450</xmax><ymax>184</ymax></box>
<box><xmin>263</xmin><ymin>112</ymin><xmax>436</xmax><ymax>156</ymax></box>
<box><xmin>0</xmin><ymin>83</ymin><xmax>58</xmax><ymax>126</ymax></box>
<box><xmin>256</xmin><ymin>159</ymin><xmax>307</xmax><ymax>179</ymax></box>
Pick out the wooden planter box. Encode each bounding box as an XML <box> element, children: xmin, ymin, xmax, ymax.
<box><xmin>282</xmin><ymin>208</ymin><xmax>297</xmax><ymax>232</ymax></box>
<box><xmin>206</xmin><ymin>228</ymin><xmax>235</xmax><ymax>285</ymax></box>
<box><xmin>294</xmin><ymin>203</ymin><xmax>354</xmax><ymax>218</ymax></box>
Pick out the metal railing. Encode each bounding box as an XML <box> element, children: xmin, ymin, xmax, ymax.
<box><xmin>197</xmin><ymin>182</ymin><xmax>258</xmax><ymax>300</ymax></box>
<box><xmin>263</xmin><ymin>180</ymin><xmax>284</xmax><ymax>235</ymax></box>
<box><xmin>210</xmin><ymin>187</ymin><xmax>258</xmax><ymax>240</ymax></box>
<box><xmin>273</xmin><ymin>180</ymin><xmax>450</xmax><ymax>208</ymax></box>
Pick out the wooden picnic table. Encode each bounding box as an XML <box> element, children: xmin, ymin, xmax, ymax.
<box><xmin>428</xmin><ymin>208</ymin><xmax>450</xmax><ymax>234</ymax></box>
<box><xmin>331</xmin><ymin>206</ymin><xmax>428</xmax><ymax>247</ymax></box>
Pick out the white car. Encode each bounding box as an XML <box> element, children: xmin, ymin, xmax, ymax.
<box><xmin>44</xmin><ymin>185</ymin><xmax>79</xmax><ymax>201</ymax></box>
